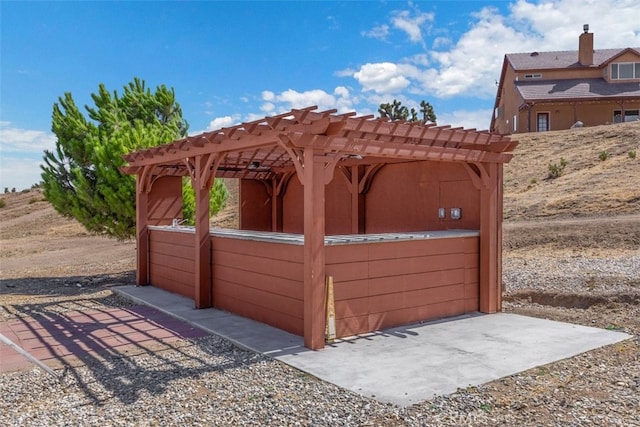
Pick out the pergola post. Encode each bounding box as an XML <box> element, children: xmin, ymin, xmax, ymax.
<box><xmin>135</xmin><ymin>174</ymin><xmax>150</xmax><ymax>286</ymax></box>
<box><xmin>303</xmin><ymin>148</ymin><xmax>326</xmax><ymax>350</ymax></box>
<box><xmin>479</xmin><ymin>162</ymin><xmax>500</xmax><ymax>313</ymax></box>
<box><xmin>193</xmin><ymin>155</ymin><xmax>212</xmax><ymax>308</ymax></box>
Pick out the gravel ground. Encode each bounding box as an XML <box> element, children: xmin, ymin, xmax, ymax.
<box><xmin>2</xmin><ymin>252</ymin><xmax>639</xmax><ymax>426</ymax></box>
<box><xmin>504</xmin><ymin>253</ymin><xmax>640</xmax><ymax>295</ymax></box>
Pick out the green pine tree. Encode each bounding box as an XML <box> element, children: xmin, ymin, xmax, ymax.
<box><xmin>378</xmin><ymin>99</ymin><xmax>437</xmax><ymax>124</ymax></box>
<box><xmin>41</xmin><ymin>78</ymin><xmax>226</xmax><ymax>239</ymax></box>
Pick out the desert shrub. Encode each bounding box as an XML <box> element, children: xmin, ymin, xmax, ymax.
<box><xmin>548</xmin><ymin>157</ymin><xmax>567</xmax><ymax>179</ymax></box>
<box><xmin>530</xmin><ymin>178</ymin><xmax>538</xmax><ymax>184</ymax></box>
<box><xmin>28</xmin><ymin>197</ymin><xmax>40</xmax><ymax>204</ymax></box>
<box><xmin>0</xmin><ymin>199</ymin><xmax>5</xmax><ymax>208</ymax></box>
<box><xmin>3</xmin><ymin>187</ymin><xmax>8</xmax><ymax>194</ymax></box>
<box><xmin>599</xmin><ymin>151</ymin><xmax>610</xmax><ymax>161</ymax></box>
<box><xmin>629</xmin><ymin>150</ymin><xmax>637</xmax><ymax>159</ymax></box>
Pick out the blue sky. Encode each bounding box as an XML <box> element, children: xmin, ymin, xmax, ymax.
<box><xmin>1</xmin><ymin>0</ymin><xmax>639</xmax><ymax>190</ymax></box>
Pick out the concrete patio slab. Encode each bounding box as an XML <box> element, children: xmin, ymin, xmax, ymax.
<box><xmin>116</xmin><ymin>285</ymin><xmax>631</xmax><ymax>407</ymax></box>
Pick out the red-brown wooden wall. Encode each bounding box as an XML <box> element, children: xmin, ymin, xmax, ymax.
<box><xmin>148</xmin><ymin>229</ymin><xmax>478</xmax><ymax>340</ymax></box>
<box><xmin>211</xmin><ymin>236</ymin><xmax>305</xmax><ymax>335</ymax></box>
<box><xmin>149</xmin><ymin>229</ymin><xmax>195</xmax><ymax>298</ymax></box>
<box><xmin>326</xmin><ymin>236</ymin><xmax>479</xmax><ymax>338</ymax></box>
<box><xmin>241</xmin><ymin>160</ymin><xmax>481</xmax><ymax>234</ymax></box>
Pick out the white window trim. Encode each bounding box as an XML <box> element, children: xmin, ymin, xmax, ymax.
<box><xmin>614</xmin><ymin>109</ymin><xmax>640</xmax><ymax>123</ymax></box>
<box><xmin>611</xmin><ymin>62</ymin><xmax>640</xmax><ymax>80</ymax></box>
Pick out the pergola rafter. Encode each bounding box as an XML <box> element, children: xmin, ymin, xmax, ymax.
<box><xmin>122</xmin><ymin>106</ymin><xmax>517</xmax><ymax>182</ymax></box>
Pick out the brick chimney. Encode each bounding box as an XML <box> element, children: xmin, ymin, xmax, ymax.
<box><xmin>578</xmin><ymin>24</ymin><xmax>594</xmax><ymax>66</ymax></box>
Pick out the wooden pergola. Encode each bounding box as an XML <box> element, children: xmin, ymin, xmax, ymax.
<box><xmin>122</xmin><ymin>106</ymin><xmax>518</xmax><ymax>349</ymax></box>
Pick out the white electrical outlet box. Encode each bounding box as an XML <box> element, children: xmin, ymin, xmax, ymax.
<box><xmin>438</xmin><ymin>208</ymin><xmax>446</xmax><ymax>219</ymax></box>
<box><xmin>450</xmin><ymin>208</ymin><xmax>461</xmax><ymax>220</ymax></box>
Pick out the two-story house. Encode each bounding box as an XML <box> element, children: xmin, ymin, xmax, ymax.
<box><xmin>491</xmin><ymin>25</ymin><xmax>640</xmax><ymax>134</ymax></box>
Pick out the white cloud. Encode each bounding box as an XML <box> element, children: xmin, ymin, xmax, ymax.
<box><xmin>198</xmin><ymin>87</ymin><xmax>356</xmax><ymax>134</ymax></box>
<box><xmin>346</xmin><ymin>0</ymin><xmax>640</xmax><ymax>102</ymax></box>
<box><xmin>243</xmin><ymin>113</ymin><xmax>267</xmax><ymax>122</ymax></box>
<box><xmin>0</xmin><ymin>155</ymin><xmax>46</xmax><ymax>191</ymax></box>
<box><xmin>260</xmin><ymin>102</ymin><xmax>275</xmax><ymax>113</ymax></box>
<box><xmin>432</xmin><ymin>36</ymin><xmax>452</xmax><ymax>49</ymax></box>
<box><xmin>334</xmin><ymin>86</ymin><xmax>349</xmax><ymax>98</ymax></box>
<box><xmin>334</xmin><ymin>68</ymin><xmax>356</xmax><ymax>78</ymax></box>
<box><xmin>353</xmin><ymin>63</ymin><xmax>411</xmax><ymax>94</ymax></box>
<box><xmin>361</xmin><ymin>24</ymin><xmax>390</xmax><ymax>41</ymax></box>
<box><xmin>509</xmin><ymin>0</ymin><xmax>640</xmax><ymax>48</ymax></box>
<box><xmin>277</xmin><ymin>89</ymin><xmax>335</xmax><ymax>109</ymax></box>
<box><xmin>262</xmin><ymin>87</ymin><xmax>354</xmax><ymax>114</ymax></box>
<box><xmin>391</xmin><ymin>9</ymin><xmax>434</xmax><ymax>47</ymax></box>
<box><xmin>0</xmin><ymin>122</ymin><xmax>54</xmax><ymax>193</ymax></box>
<box><xmin>205</xmin><ymin>115</ymin><xmax>241</xmax><ymax>131</ymax></box>
<box><xmin>0</xmin><ymin>122</ymin><xmax>56</xmax><ymax>154</ymax></box>
<box><xmin>436</xmin><ymin>109</ymin><xmax>494</xmax><ymax>131</ymax></box>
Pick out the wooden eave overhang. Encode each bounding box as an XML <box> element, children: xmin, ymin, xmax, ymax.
<box><xmin>121</xmin><ymin>106</ymin><xmax>519</xmax><ymax>179</ymax></box>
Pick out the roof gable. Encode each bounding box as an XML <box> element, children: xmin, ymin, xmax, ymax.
<box><xmin>605</xmin><ymin>47</ymin><xmax>640</xmax><ymax>64</ymax></box>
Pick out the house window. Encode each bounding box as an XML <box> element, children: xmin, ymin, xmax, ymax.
<box><xmin>614</xmin><ymin>110</ymin><xmax>640</xmax><ymax>123</ymax></box>
<box><xmin>537</xmin><ymin>113</ymin><xmax>550</xmax><ymax>132</ymax></box>
<box><xmin>524</xmin><ymin>73</ymin><xmax>542</xmax><ymax>79</ymax></box>
<box><xmin>611</xmin><ymin>62</ymin><xmax>640</xmax><ymax>80</ymax></box>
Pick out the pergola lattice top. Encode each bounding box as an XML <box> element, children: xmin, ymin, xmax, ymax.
<box><xmin>122</xmin><ymin>106</ymin><xmax>518</xmax><ymax>181</ymax></box>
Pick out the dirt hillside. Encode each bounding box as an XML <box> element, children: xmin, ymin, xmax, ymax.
<box><xmin>504</xmin><ymin>121</ymin><xmax>640</xmax><ymax>219</ymax></box>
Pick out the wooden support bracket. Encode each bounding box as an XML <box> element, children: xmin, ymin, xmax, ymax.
<box><xmin>463</xmin><ymin>162</ymin><xmax>491</xmax><ymax>190</ymax></box>
<box><xmin>276</xmin><ymin>135</ymin><xmax>306</xmax><ymax>185</ymax></box>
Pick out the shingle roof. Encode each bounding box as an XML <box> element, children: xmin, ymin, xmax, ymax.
<box><xmin>516</xmin><ymin>78</ymin><xmax>640</xmax><ymax>102</ymax></box>
<box><xmin>507</xmin><ymin>48</ymin><xmax>640</xmax><ymax>70</ymax></box>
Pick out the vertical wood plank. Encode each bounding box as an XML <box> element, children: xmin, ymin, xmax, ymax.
<box><xmin>271</xmin><ymin>178</ymin><xmax>284</xmax><ymax>232</ymax></box>
<box><xmin>350</xmin><ymin>165</ymin><xmax>365</xmax><ymax>234</ymax></box>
